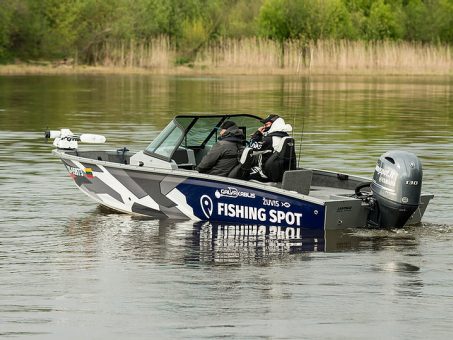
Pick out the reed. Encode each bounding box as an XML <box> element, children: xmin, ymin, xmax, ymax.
<box><xmin>196</xmin><ymin>38</ymin><xmax>452</xmax><ymax>75</ymax></box>
<box><xmin>98</xmin><ymin>36</ymin><xmax>175</xmax><ymax>71</ymax></box>
<box><xmin>1</xmin><ymin>37</ymin><xmax>451</xmax><ymax>75</ymax></box>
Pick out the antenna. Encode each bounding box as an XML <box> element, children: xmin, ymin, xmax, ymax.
<box><xmin>289</xmin><ymin>104</ymin><xmax>296</xmax><ymax>171</ymax></box>
<box><xmin>297</xmin><ymin>111</ymin><xmax>305</xmax><ymax>168</ymax></box>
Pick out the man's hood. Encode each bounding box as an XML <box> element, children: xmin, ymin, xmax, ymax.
<box><xmin>221</xmin><ymin>125</ymin><xmax>244</xmax><ymax>142</ymax></box>
<box><xmin>267</xmin><ymin>118</ymin><xmax>292</xmax><ymax>134</ymax></box>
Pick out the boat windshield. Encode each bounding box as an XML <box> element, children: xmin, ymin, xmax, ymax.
<box><xmin>145</xmin><ymin>114</ymin><xmax>262</xmax><ymax>160</ymax></box>
<box><xmin>144</xmin><ymin>120</ymin><xmax>184</xmax><ymax>159</ymax></box>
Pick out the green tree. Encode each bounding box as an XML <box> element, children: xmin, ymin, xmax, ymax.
<box><xmin>8</xmin><ymin>1</ymin><xmax>51</xmax><ymax>59</ymax></box>
<box><xmin>342</xmin><ymin>0</ymin><xmax>374</xmax><ymax>39</ymax></box>
<box><xmin>299</xmin><ymin>0</ymin><xmax>354</xmax><ymax>40</ymax></box>
<box><xmin>404</xmin><ymin>0</ymin><xmax>430</xmax><ymax>41</ymax></box>
<box><xmin>220</xmin><ymin>0</ymin><xmax>263</xmax><ymax>37</ymax></box>
<box><xmin>434</xmin><ymin>0</ymin><xmax>453</xmax><ymax>43</ymax></box>
<box><xmin>0</xmin><ymin>0</ymin><xmax>451</xmax><ymax>64</ymax></box>
<box><xmin>176</xmin><ymin>0</ymin><xmax>240</xmax><ymax>62</ymax></box>
<box><xmin>39</xmin><ymin>0</ymin><xmax>85</xmax><ymax>58</ymax></box>
<box><xmin>259</xmin><ymin>0</ymin><xmax>355</xmax><ymax>41</ymax></box>
<box><xmin>0</xmin><ymin>0</ymin><xmax>14</xmax><ymax>61</ymax></box>
<box><xmin>366</xmin><ymin>0</ymin><xmax>405</xmax><ymax>40</ymax></box>
<box><xmin>258</xmin><ymin>0</ymin><xmax>290</xmax><ymax>41</ymax></box>
<box><xmin>130</xmin><ymin>0</ymin><xmax>171</xmax><ymax>39</ymax></box>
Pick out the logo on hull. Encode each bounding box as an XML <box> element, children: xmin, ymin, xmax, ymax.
<box><xmin>200</xmin><ymin>195</ymin><xmax>213</xmax><ymax>218</ymax></box>
<box><xmin>214</xmin><ymin>187</ymin><xmax>256</xmax><ymax>199</ymax></box>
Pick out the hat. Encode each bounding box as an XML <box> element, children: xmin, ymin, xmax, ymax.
<box><xmin>220</xmin><ymin>121</ymin><xmax>236</xmax><ymax>129</ymax></box>
<box><xmin>260</xmin><ymin>114</ymin><xmax>279</xmax><ymax>124</ymax></box>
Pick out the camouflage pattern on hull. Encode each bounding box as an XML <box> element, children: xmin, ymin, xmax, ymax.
<box><xmin>60</xmin><ymin>158</ymin><xmax>326</xmax><ymax>230</ymax></box>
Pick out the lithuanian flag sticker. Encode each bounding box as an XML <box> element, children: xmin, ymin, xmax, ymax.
<box><xmin>84</xmin><ymin>168</ymin><xmax>94</xmax><ymax>179</ymax></box>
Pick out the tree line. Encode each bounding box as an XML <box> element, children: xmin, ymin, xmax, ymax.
<box><xmin>1</xmin><ymin>0</ymin><xmax>452</xmax><ymax>64</ymax></box>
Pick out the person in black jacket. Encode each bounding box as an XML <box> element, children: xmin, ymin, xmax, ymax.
<box><xmin>249</xmin><ymin>114</ymin><xmax>293</xmax><ymax>181</ymax></box>
<box><xmin>196</xmin><ymin>121</ymin><xmax>244</xmax><ymax>176</ymax></box>
<box><xmin>249</xmin><ymin>114</ymin><xmax>280</xmax><ymax>153</ymax></box>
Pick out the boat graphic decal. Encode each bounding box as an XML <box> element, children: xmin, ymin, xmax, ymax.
<box><xmin>214</xmin><ymin>187</ymin><xmax>256</xmax><ymax>199</ymax></box>
<box><xmin>63</xmin><ymin>160</ymin><xmax>95</xmax><ymax>180</ymax></box>
<box><xmin>80</xmin><ymin>163</ymin><xmax>103</xmax><ymax>173</ymax></box>
<box><xmin>177</xmin><ymin>178</ymin><xmax>325</xmax><ymax>229</ymax></box>
<box><xmin>62</xmin><ymin>160</ymin><xmax>124</xmax><ymax>204</ymax></box>
<box><xmin>108</xmin><ymin>167</ymin><xmax>149</xmax><ymax>199</ymax></box>
<box><xmin>200</xmin><ymin>195</ymin><xmax>213</xmax><ymax>218</ymax></box>
<box><xmin>84</xmin><ymin>168</ymin><xmax>94</xmax><ymax>179</ymax></box>
<box><xmin>160</xmin><ymin>175</ymin><xmax>187</xmax><ymax>195</ymax></box>
<box><xmin>121</xmin><ymin>170</ymin><xmax>177</xmax><ymax>208</ymax></box>
<box><xmin>131</xmin><ymin>202</ymin><xmax>167</xmax><ymax>217</ymax></box>
<box><xmin>60</xmin><ymin>158</ymin><xmax>325</xmax><ymax>227</ymax></box>
<box><xmin>80</xmin><ymin>177</ymin><xmax>124</xmax><ymax>204</ymax></box>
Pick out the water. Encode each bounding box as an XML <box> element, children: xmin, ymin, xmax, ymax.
<box><xmin>0</xmin><ymin>75</ymin><xmax>452</xmax><ymax>339</ymax></box>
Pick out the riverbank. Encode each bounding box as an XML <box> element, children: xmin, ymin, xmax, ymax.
<box><xmin>1</xmin><ymin>64</ymin><xmax>451</xmax><ymax>76</ymax></box>
<box><xmin>1</xmin><ymin>39</ymin><xmax>451</xmax><ymax>76</ymax></box>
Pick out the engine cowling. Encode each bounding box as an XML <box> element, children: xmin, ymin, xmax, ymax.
<box><xmin>368</xmin><ymin>151</ymin><xmax>423</xmax><ymax>228</ymax></box>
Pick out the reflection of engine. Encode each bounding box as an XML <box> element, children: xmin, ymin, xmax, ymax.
<box><xmin>367</xmin><ymin>151</ymin><xmax>423</xmax><ymax>228</ymax></box>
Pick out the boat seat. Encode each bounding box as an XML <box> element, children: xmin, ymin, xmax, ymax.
<box><xmin>194</xmin><ymin>146</ymin><xmax>211</xmax><ymax>164</ymax></box>
<box><xmin>263</xmin><ymin>136</ymin><xmax>297</xmax><ymax>182</ymax></box>
<box><xmin>228</xmin><ymin>147</ymin><xmax>253</xmax><ymax>180</ymax></box>
<box><xmin>281</xmin><ymin>169</ymin><xmax>312</xmax><ymax>195</ymax></box>
<box><xmin>173</xmin><ymin>147</ymin><xmax>196</xmax><ymax>169</ymax></box>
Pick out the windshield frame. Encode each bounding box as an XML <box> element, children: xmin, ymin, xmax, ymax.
<box><xmin>144</xmin><ymin>114</ymin><xmax>262</xmax><ymax>161</ymax></box>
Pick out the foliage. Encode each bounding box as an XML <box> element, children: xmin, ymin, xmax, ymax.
<box><xmin>365</xmin><ymin>0</ymin><xmax>405</xmax><ymax>40</ymax></box>
<box><xmin>0</xmin><ymin>0</ymin><xmax>14</xmax><ymax>61</ymax></box>
<box><xmin>435</xmin><ymin>0</ymin><xmax>453</xmax><ymax>43</ymax></box>
<box><xmin>0</xmin><ymin>0</ymin><xmax>451</xmax><ymax>65</ymax></box>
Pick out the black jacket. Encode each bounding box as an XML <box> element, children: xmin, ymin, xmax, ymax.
<box><xmin>197</xmin><ymin>126</ymin><xmax>244</xmax><ymax>176</ymax></box>
<box><xmin>250</xmin><ymin>130</ymin><xmax>288</xmax><ymax>154</ymax></box>
<box><xmin>249</xmin><ymin>118</ymin><xmax>292</xmax><ymax>181</ymax></box>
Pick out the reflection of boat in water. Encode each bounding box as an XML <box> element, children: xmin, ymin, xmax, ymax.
<box><xmin>194</xmin><ymin>221</ymin><xmax>327</xmax><ymax>257</ymax></box>
<box><xmin>63</xmin><ymin>211</ymin><xmax>419</xmax><ymax>264</ymax></box>
<box><xmin>192</xmin><ymin>221</ymin><xmax>392</xmax><ymax>261</ymax></box>
<box><xmin>48</xmin><ymin>114</ymin><xmax>433</xmax><ymax>230</ymax></box>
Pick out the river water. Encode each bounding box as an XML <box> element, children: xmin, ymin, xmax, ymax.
<box><xmin>0</xmin><ymin>75</ymin><xmax>452</xmax><ymax>339</ymax></box>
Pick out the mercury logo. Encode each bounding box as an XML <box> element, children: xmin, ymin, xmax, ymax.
<box><xmin>200</xmin><ymin>195</ymin><xmax>213</xmax><ymax>218</ymax></box>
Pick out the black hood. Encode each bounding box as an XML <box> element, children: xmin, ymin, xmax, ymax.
<box><xmin>221</xmin><ymin>126</ymin><xmax>244</xmax><ymax>143</ymax></box>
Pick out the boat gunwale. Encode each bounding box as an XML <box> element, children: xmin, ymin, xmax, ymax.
<box><xmin>54</xmin><ymin>148</ymin><xmax>434</xmax><ymax>202</ymax></box>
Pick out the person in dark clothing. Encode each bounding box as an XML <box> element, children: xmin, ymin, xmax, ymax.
<box><xmin>196</xmin><ymin>121</ymin><xmax>244</xmax><ymax>176</ymax></box>
<box><xmin>249</xmin><ymin>114</ymin><xmax>280</xmax><ymax>153</ymax></box>
<box><xmin>249</xmin><ymin>114</ymin><xmax>293</xmax><ymax>181</ymax></box>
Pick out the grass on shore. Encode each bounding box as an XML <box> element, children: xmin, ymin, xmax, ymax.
<box><xmin>1</xmin><ymin>38</ymin><xmax>451</xmax><ymax>76</ymax></box>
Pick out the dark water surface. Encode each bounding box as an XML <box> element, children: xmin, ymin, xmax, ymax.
<box><xmin>0</xmin><ymin>75</ymin><xmax>452</xmax><ymax>339</ymax></box>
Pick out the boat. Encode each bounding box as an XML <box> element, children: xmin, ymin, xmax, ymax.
<box><xmin>46</xmin><ymin>114</ymin><xmax>433</xmax><ymax>230</ymax></box>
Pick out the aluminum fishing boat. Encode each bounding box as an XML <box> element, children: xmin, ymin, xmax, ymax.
<box><xmin>47</xmin><ymin>114</ymin><xmax>433</xmax><ymax>230</ymax></box>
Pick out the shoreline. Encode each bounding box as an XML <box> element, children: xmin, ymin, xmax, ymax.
<box><xmin>2</xmin><ymin>38</ymin><xmax>451</xmax><ymax>77</ymax></box>
<box><xmin>1</xmin><ymin>63</ymin><xmax>451</xmax><ymax>77</ymax></box>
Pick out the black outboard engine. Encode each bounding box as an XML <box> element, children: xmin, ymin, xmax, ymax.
<box><xmin>367</xmin><ymin>151</ymin><xmax>423</xmax><ymax>228</ymax></box>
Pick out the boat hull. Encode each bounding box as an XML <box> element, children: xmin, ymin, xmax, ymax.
<box><xmin>56</xmin><ymin>149</ymin><xmax>433</xmax><ymax>230</ymax></box>
<box><xmin>60</xmin><ymin>156</ymin><xmax>326</xmax><ymax>230</ymax></box>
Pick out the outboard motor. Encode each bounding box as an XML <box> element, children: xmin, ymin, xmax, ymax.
<box><xmin>367</xmin><ymin>151</ymin><xmax>423</xmax><ymax>228</ymax></box>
